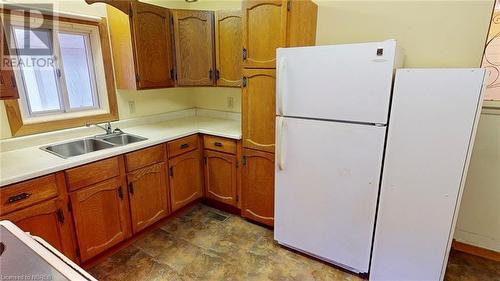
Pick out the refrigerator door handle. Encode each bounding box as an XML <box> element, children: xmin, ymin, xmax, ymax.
<box><xmin>277</xmin><ymin>57</ymin><xmax>286</xmax><ymax>116</ymax></box>
<box><xmin>277</xmin><ymin>117</ymin><xmax>285</xmax><ymax>170</ymax></box>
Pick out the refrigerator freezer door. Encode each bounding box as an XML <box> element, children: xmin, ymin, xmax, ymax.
<box><xmin>370</xmin><ymin>69</ymin><xmax>486</xmax><ymax>281</ymax></box>
<box><xmin>274</xmin><ymin>117</ymin><xmax>386</xmax><ymax>273</ymax></box>
<box><xmin>276</xmin><ymin>40</ymin><xmax>399</xmax><ymax>124</ymax></box>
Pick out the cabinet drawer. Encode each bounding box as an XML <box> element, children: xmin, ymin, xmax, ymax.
<box><xmin>0</xmin><ymin>174</ymin><xmax>59</xmax><ymax>215</ymax></box>
<box><xmin>125</xmin><ymin>144</ymin><xmax>166</xmax><ymax>172</ymax></box>
<box><xmin>65</xmin><ymin>157</ymin><xmax>120</xmax><ymax>191</ymax></box>
<box><xmin>203</xmin><ymin>135</ymin><xmax>236</xmax><ymax>154</ymax></box>
<box><xmin>167</xmin><ymin>134</ymin><xmax>199</xmax><ymax>158</ymax></box>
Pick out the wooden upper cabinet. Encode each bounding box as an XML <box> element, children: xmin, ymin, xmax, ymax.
<box><xmin>131</xmin><ymin>2</ymin><xmax>175</xmax><ymax>89</ymax></box>
<box><xmin>215</xmin><ymin>10</ymin><xmax>242</xmax><ymax>87</ymax></box>
<box><xmin>1</xmin><ymin>20</ymin><xmax>19</xmax><ymax>99</ymax></box>
<box><xmin>127</xmin><ymin>162</ymin><xmax>169</xmax><ymax>233</ymax></box>
<box><xmin>172</xmin><ymin>10</ymin><xmax>215</xmax><ymax>86</ymax></box>
<box><xmin>242</xmin><ymin>0</ymin><xmax>318</xmax><ymax>69</ymax></box>
<box><xmin>69</xmin><ymin>177</ymin><xmax>131</xmax><ymax>262</ymax></box>
<box><xmin>241</xmin><ymin>148</ymin><xmax>275</xmax><ymax>226</ymax></box>
<box><xmin>204</xmin><ymin>150</ymin><xmax>238</xmax><ymax>206</ymax></box>
<box><xmin>168</xmin><ymin>149</ymin><xmax>203</xmax><ymax>211</ymax></box>
<box><xmin>242</xmin><ymin>0</ymin><xmax>288</xmax><ymax>68</ymax></box>
<box><xmin>105</xmin><ymin>1</ymin><xmax>175</xmax><ymax>90</ymax></box>
<box><xmin>242</xmin><ymin>68</ymin><xmax>276</xmax><ymax>153</ymax></box>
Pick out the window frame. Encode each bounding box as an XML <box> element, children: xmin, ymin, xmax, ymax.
<box><xmin>1</xmin><ymin>10</ymin><xmax>118</xmax><ymax>137</ymax></box>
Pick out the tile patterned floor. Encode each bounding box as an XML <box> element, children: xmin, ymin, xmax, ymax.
<box><xmin>89</xmin><ymin>204</ymin><xmax>500</xmax><ymax>281</ymax></box>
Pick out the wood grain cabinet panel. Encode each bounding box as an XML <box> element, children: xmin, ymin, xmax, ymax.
<box><xmin>242</xmin><ymin>0</ymin><xmax>318</xmax><ymax>69</ymax></box>
<box><xmin>215</xmin><ymin>10</ymin><xmax>242</xmax><ymax>87</ymax></box>
<box><xmin>203</xmin><ymin>135</ymin><xmax>237</xmax><ymax>155</ymax></box>
<box><xmin>242</xmin><ymin>68</ymin><xmax>276</xmax><ymax>153</ymax></box>
<box><xmin>0</xmin><ymin>174</ymin><xmax>58</xmax><ymax>215</ymax></box>
<box><xmin>241</xmin><ymin>148</ymin><xmax>275</xmax><ymax>226</ymax></box>
<box><xmin>131</xmin><ymin>2</ymin><xmax>175</xmax><ymax>89</ymax></box>
<box><xmin>242</xmin><ymin>0</ymin><xmax>288</xmax><ymax>68</ymax></box>
<box><xmin>1</xmin><ymin>199</ymin><xmax>76</xmax><ymax>260</ymax></box>
<box><xmin>168</xmin><ymin>149</ymin><xmax>203</xmax><ymax>211</ymax></box>
<box><xmin>127</xmin><ymin>162</ymin><xmax>169</xmax><ymax>233</ymax></box>
<box><xmin>204</xmin><ymin>150</ymin><xmax>238</xmax><ymax>207</ymax></box>
<box><xmin>69</xmin><ymin>177</ymin><xmax>130</xmax><ymax>262</ymax></box>
<box><xmin>125</xmin><ymin>144</ymin><xmax>166</xmax><ymax>172</ymax></box>
<box><xmin>167</xmin><ymin>134</ymin><xmax>199</xmax><ymax>157</ymax></box>
<box><xmin>172</xmin><ymin>10</ymin><xmax>215</xmax><ymax>86</ymax></box>
<box><xmin>1</xmin><ymin>20</ymin><xmax>19</xmax><ymax>99</ymax></box>
<box><xmin>105</xmin><ymin>1</ymin><xmax>175</xmax><ymax>90</ymax></box>
<box><xmin>65</xmin><ymin>157</ymin><xmax>120</xmax><ymax>191</ymax></box>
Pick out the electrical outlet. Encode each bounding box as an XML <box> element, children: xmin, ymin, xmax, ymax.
<box><xmin>128</xmin><ymin>101</ymin><xmax>136</xmax><ymax>114</ymax></box>
<box><xmin>227</xmin><ymin>97</ymin><xmax>234</xmax><ymax>109</ymax></box>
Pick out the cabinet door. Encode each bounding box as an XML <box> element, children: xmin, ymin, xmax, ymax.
<box><xmin>70</xmin><ymin>177</ymin><xmax>130</xmax><ymax>262</ymax></box>
<box><xmin>168</xmin><ymin>149</ymin><xmax>203</xmax><ymax>211</ymax></box>
<box><xmin>1</xmin><ymin>21</ymin><xmax>19</xmax><ymax>99</ymax></box>
<box><xmin>242</xmin><ymin>68</ymin><xmax>276</xmax><ymax>153</ymax></box>
<box><xmin>242</xmin><ymin>149</ymin><xmax>275</xmax><ymax>226</ymax></box>
<box><xmin>131</xmin><ymin>2</ymin><xmax>175</xmax><ymax>89</ymax></box>
<box><xmin>242</xmin><ymin>0</ymin><xmax>288</xmax><ymax>68</ymax></box>
<box><xmin>127</xmin><ymin>162</ymin><xmax>169</xmax><ymax>233</ymax></box>
<box><xmin>204</xmin><ymin>150</ymin><xmax>237</xmax><ymax>206</ymax></box>
<box><xmin>215</xmin><ymin>10</ymin><xmax>242</xmax><ymax>87</ymax></box>
<box><xmin>1</xmin><ymin>199</ymin><xmax>76</xmax><ymax>260</ymax></box>
<box><xmin>172</xmin><ymin>10</ymin><xmax>215</xmax><ymax>86</ymax></box>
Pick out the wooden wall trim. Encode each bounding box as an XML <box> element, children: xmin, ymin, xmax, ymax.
<box><xmin>452</xmin><ymin>239</ymin><xmax>500</xmax><ymax>262</ymax></box>
<box><xmin>4</xmin><ymin>18</ymin><xmax>119</xmax><ymax>137</ymax></box>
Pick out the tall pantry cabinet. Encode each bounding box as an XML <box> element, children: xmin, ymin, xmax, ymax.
<box><xmin>241</xmin><ymin>0</ymin><xmax>318</xmax><ymax>226</ymax></box>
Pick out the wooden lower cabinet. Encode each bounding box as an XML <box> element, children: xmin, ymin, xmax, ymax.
<box><xmin>241</xmin><ymin>148</ymin><xmax>275</xmax><ymax>226</ymax></box>
<box><xmin>69</xmin><ymin>177</ymin><xmax>131</xmax><ymax>262</ymax></box>
<box><xmin>168</xmin><ymin>149</ymin><xmax>203</xmax><ymax>211</ymax></box>
<box><xmin>204</xmin><ymin>150</ymin><xmax>238</xmax><ymax>206</ymax></box>
<box><xmin>127</xmin><ymin>162</ymin><xmax>169</xmax><ymax>233</ymax></box>
<box><xmin>1</xmin><ymin>199</ymin><xmax>76</xmax><ymax>260</ymax></box>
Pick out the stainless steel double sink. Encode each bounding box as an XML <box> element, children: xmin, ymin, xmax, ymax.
<box><xmin>40</xmin><ymin>133</ymin><xmax>147</xmax><ymax>159</ymax></box>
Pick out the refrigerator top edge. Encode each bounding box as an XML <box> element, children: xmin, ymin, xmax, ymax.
<box><xmin>276</xmin><ymin>40</ymin><xmax>403</xmax><ymax>124</ymax></box>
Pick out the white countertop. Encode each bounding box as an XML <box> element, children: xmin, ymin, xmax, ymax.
<box><xmin>0</xmin><ymin>114</ymin><xmax>241</xmax><ymax>187</ymax></box>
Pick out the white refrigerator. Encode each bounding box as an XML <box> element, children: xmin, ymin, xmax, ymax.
<box><xmin>274</xmin><ymin>40</ymin><xmax>403</xmax><ymax>275</ymax></box>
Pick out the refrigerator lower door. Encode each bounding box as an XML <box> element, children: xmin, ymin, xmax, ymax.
<box><xmin>276</xmin><ymin>40</ymin><xmax>401</xmax><ymax>124</ymax></box>
<box><xmin>274</xmin><ymin>117</ymin><xmax>386</xmax><ymax>274</ymax></box>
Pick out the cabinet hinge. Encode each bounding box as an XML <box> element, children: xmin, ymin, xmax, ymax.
<box><xmin>204</xmin><ymin>157</ymin><xmax>207</xmax><ymax>164</ymax></box>
<box><xmin>118</xmin><ymin>186</ymin><xmax>124</xmax><ymax>199</ymax></box>
<box><xmin>171</xmin><ymin>16</ymin><xmax>174</xmax><ymax>25</ymax></box>
<box><xmin>242</xmin><ymin>77</ymin><xmax>247</xmax><ymax>88</ymax></box>
<box><xmin>242</xmin><ymin>156</ymin><xmax>247</xmax><ymax>166</ymax></box>
<box><xmin>128</xmin><ymin>6</ymin><xmax>133</xmax><ymax>18</ymax></box>
<box><xmin>56</xmin><ymin>208</ymin><xmax>65</xmax><ymax>224</ymax></box>
<box><xmin>287</xmin><ymin>1</ymin><xmax>291</xmax><ymax>11</ymax></box>
<box><xmin>169</xmin><ymin>167</ymin><xmax>174</xmax><ymax>177</ymax></box>
<box><xmin>135</xmin><ymin>73</ymin><xmax>140</xmax><ymax>83</ymax></box>
<box><xmin>242</xmin><ymin>48</ymin><xmax>247</xmax><ymax>62</ymax></box>
<box><xmin>67</xmin><ymin>201</ymin><xmax>72</xmax><ymax>212</ymax></box>
<box><xmin>128</xmin><ymin>182</ymin><xmax>134</xmax><ymax>195</ymax></box>
<box><xmin>76</xmin><ymin>248</ymin><xmax>80</xmax><ymax>258</ymax></box>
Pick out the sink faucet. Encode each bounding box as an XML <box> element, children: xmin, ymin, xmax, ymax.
<box><xmin>86</xmin><ymin>122</ymin><xmax>113</xmax><ymax>135</ymax></box>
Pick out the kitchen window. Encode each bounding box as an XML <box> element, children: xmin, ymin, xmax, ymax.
<box><xmin>2</xmin><ymin>11</ymin><xmax>118</xmax><ymax>136</ymax></box>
